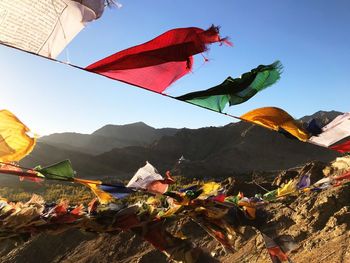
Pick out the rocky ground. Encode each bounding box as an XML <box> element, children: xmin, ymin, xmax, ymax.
<box><xmin>1</xmin><ymin>157</ymin><xmax>350</xmax><ymax>263</ymax></box>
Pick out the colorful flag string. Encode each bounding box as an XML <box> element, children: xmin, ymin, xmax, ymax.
<box><xmin>0</xmin><ymin>39</ymin><xmax>348</xmax><ymax>154</ymax></box>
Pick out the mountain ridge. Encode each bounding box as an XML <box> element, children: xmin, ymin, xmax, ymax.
<box><xmin>22</xmin><ymin>110</ymin><xmax>344</xmax><ymax>180</ymax></box>
<box><xmin>39</xmin><ymin>122</ymin><xmax>178</xmax><ymax>155</ymax></box>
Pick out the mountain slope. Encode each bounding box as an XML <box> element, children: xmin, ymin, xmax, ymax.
<box><xmin>95</xmin><ymin>121</ymin><xmax>339</xmax><ymax>179</ymax></box>
<box><xmin>40</xmin><ymin>122</ymin><xmax>178</xmax><ymax>155</ymax></box>
<box><xmin>26</xmin><ymin>111</ymin><xmax>342</xmax><ymax>180</ymax></box>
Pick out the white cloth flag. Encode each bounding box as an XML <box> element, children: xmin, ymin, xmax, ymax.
<box><xmin>0</xmin><ymin>0</ymin><xmax>104</xmax><ymax>58</ymax></box>
<box><xmin>308</xmin><ymin>112</ymin><xmax>350</xmax><ymax>147</ymax></box>
<box><xmin>126</xmin><ymin>162</ymin><xmax>164</xmax><ymax>190</ymax></box>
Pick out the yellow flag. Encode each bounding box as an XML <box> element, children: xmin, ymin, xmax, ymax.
<box><xmin>158</xmin><ymin>204</ymin><xmax>182</xmax><ymax>218</ymax></box>
<box><xmin>0</xmin><ymin>110</ymin><xmax>36</xmax><ymax>162</ymax></box>
<box><xmin>199</xmin><ymin>182</ymin><xmax>221</xmax><ymax>199</ymax></box>
<box><xmin>240</xmin><ymin>107</ymin><xmax>309</xmax><ymax>141</ymax></box>
<box><xmin>277</xmin><ymin>180</ymin><xmax>297</xmax><ymax>197</ymax></box>
<box><xmin>74</xmin><ymin>178</ymin><xmax>112</xmax><ymax>204</ymax></box>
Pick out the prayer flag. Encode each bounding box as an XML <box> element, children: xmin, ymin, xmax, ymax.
<box><xmin>177</xmin><ymin>61</ymin><xmax>282</xmax><ymax>112</ymax></box>
<box><xmin>0</xmin><ymin>110</ymin><xmax>36</xmax><ymax>162</ymax></box>
<box><xmin>127</xmin><ymin>162</ymin><xmax>173</xmax><ymax>194</ymax></box>
<box><xmin>309</xmin><ymin>113</ymin><xmax>350</xmax><ymax>147</ymax></box>
<box><xmin>0</xmin><ymin>0</ymin><xmax>105</xmax><ymax>58</ymax></box>
<box><xmin>240</xmin><ymin>107</ymin><xmax>309</xmax><ymax>141</ymax></box>
<box><xmin>330</xmin><ymin>140</ymin><xmax>350</xmax><ymax>153</ymax></box>
<box><xmin>86</xmin><ymin>26</ymin><xmax>230</xmax><ymax>93</ymax></box>
<box><xmin>37</xmin><ymin>160</ymin><xmax>75</xmax><ymax>181</ymax></box>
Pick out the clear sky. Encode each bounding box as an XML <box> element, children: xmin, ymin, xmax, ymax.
<box><xmin>0</xmin><ymin>0</ymin><xmax>349</xmax><ymax>136</ymax></box>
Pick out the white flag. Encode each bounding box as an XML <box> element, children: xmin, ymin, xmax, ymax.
<box><xmin>308</xmin><ymin>112</ymin><xmax>350</xmax><ymax>147</ymax></box>
<box><xmin>127</xmin><ymin>162</ymin><xmax>164</xmax><ymax>190</ymax></box>
<box><xmin>0</xmin><ymin>0</ymin><xmax>104</xmax><ymax>58</ymax></box>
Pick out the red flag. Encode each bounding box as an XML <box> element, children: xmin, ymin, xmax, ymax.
<box><xmin>86</xmin><ymin>26</ymin><xmax>230</xmax><ymax>93</ymax></box>
<box><xmin>330</xmin><ymin>139</ymin><xmax>350</xmax><ymax>153</ymax></box>
<box><xmin>19</xmin><ymin>176</ymin><xmax>44</xmax><ymax>183</ymax></box>
<box><xmin>0</xmin><ymin>163</ymin><xmax>43</xmax><ymax>182</ymax></box>
<box><xmin>261</xmin><ymin>233</ymin><xmax>291</xmax><ymax>263</ymax></box>
<box><xmin>146</xmin><ymin>170</ymin><xmax>175</xmax><ymax>194</ymax></box>
<box><xmin>334</xmin><ymin>171</ymin><xmax>350</xmax><ymax>181</ymax></box>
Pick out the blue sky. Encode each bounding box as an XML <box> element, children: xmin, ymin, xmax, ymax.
<box><xmin>0</xmin><ymin>0</ymin><xmax>349</xmax><ymax>135</ymax></box>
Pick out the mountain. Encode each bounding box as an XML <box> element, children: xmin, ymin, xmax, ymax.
<box><xmin>22</xmin><ymin>111</ymin><xmax>343</xmax><ymax>180</ymax></box>
<box><xmin>39</xmin><ymin>122</ymin><xmax>178</xmax><ymax>155</ymax></box>
<box><xmin>95</xmin><ymin>121</ymin><xmax>339</xmax><ymax>179</ymax></box>
<box><xmin>299</xmin><ymin>110</ymin><xmax>342</xmax><ymax>126</ymax></box>
<box><xmin>92</xmin><ymin>122</ymin><xmax>177</xmax><ymax>140</ymax></box>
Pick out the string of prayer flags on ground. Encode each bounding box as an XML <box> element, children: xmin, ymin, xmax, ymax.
<box><xmin>0</xmin><ymin>191</ymin><xmax>267</xmax><ymax>262</ymax></box>
<box><xmin>2</xmin><ymin>155</ymin><xmax>347</xmax><ymax>262</ymax></box>
<box><xmin>74</xmin><ymin>161</ymin><xmax>174</xmax><ymax>202</ymax></box>
<box><xmin>0</xmin><ymin>110</ymin><xmax>36</xmax><ymax>162</ymax></box>
<box><xmin>177</xmin><ymin>61</ymin><xmax>282</xmax><ymax>112</ymax></box>
<box><xmin>240</xmin><ymin>107</ymin><xmax>310</xmax><ymax>141</ymax></box>
<box><xmin>312</xmin><ymin>170</ymin><xmax>350</xmax><ymax>189</ymax></box>
<box><xmin>86</xmin><ymin>25</ymin><xmax>231</xmax><ymax>93</ymax></box>
<box><xmin>0</xmin><ymin>160</ymin><xmax>176</xmax><ymax>204</ymax></box>
<box><xmin>0</xmin><ymin>160</ymin><xmax>133</xmax><ymax>204</ymax></box>
<box><xmin>261</xmin><ymin>163</ymin><xmax>350</xmax><ymax>201</ymax></box>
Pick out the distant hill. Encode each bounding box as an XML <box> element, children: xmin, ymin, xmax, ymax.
<box><xmin>22</xmin><ymin>111</ymin><xmax>343</xmax><ymax>180</ymax></box>
<box><xmin>299</xmin><ymin>110</ymin><xmax>342</xmax><ymax>126</ymax></box>
<box><xmin>95</xmin><ymin>121</ymin><xmax>339</xmax><ymax>179</ymax></box>
<box><xmin>21</xmin><ymin>142</ymin><xmax>115</xmax><ymax>178</ymax></box>
<box><xmin>39</xmin><ymin>122</ymin><xmax>178</xmax><ymax>155</ymax></box>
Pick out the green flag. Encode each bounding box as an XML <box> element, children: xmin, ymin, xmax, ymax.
<box><xmin>37</xmin><ymin>160</ymin><xmax>75</xmax><ymax>181</ymax></box>
<box><xmin>177</xmin><ymin>61</ymin><xmax>282</xmax><ymax>112</ymax></box>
